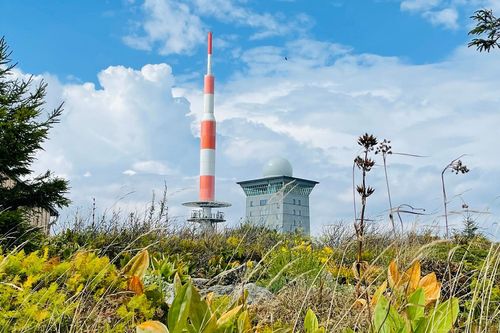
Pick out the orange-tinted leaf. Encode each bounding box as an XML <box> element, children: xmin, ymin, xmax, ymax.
<box><xmin>370</xmin><ymin>280</ymin><xmax>387</xmax><ymax>308</ymax></box>
<box><xmin>388</xmin><ymin>260</ymin><xmax>400</xmax><ymax>289</ymax></box>
<box><xmin>354</xmin><ymin>298</ymin><xmax>367</xmax><ymax>309</ymax></box>
<box><xmin>418</xmin><ymin>272</ymin><xmax>441</xmax><ymax>304</ymax></box>
<box><xmin>217</xmin><ymin>305</ymin><xmax>243</xmax><ymax>327</ymax></box>
<box><xmin>405</xmin><ymin>261</ymin><xmax>421</xmax><ymax>294</ymax></box>
<box><xmin>128</xmin><ymin>275</ymin><xmax>144</xmax><ymax>295</ymax></box>
<box><xmin>43</xmin><ymin>257</ymin><xmax>60</xmax><ymax>271</ymax></box>
<box><xmin>136</xmin><ymin>320</ymin><xmax>169</xmax><ymax>333</ymax></box>
<box><xmin>123</xmin><ymin>250</ymin><xmax>150</xmax><ymax>279</ymax></box>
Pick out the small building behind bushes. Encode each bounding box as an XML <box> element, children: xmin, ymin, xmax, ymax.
<box><xmin>1</xmin><ymin>174</ymin><xmax>58</xmax><ymax>234</ymax></box>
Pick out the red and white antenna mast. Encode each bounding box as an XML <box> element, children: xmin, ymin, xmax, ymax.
<box><xmin>183</xmin><ymin>32</ymin><xmax>230</xmax><ymax>231</ymax></box>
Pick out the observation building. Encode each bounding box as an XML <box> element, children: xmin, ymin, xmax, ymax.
<box><xmin>237</xmin><ymin>157</ymin><xmax>318</xmax><ymax>235</ymax></box>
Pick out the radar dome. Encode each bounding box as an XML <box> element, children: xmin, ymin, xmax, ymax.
<box><xmin>262</xmin><ymin>157</ymin><xmax>293</xmax><ymax>177</ymax></box>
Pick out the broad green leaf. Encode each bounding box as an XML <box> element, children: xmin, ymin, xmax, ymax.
<box><xmin>237</xmin><ymin>310</ymin><xmax>252</xmax><ymax>333</ymax></box>
<box><xmin>188</xmin><ymin>285</ymin><xmax>216</xmax><ymax>333</ymax></box>
<box><xmin>123</xmin><ymin>250</ymin><xmax>150</xmax><ymax>279</ymax></box>
<box><xmin>414</xmin><ymin>298</ymin><xmax>459</xmax><ymax>333</ymax></box>
<box><xmin>387</xmin><ymin>301</ymin><xmax>406</xmax><ymax>332</ymax></box>
<box><xmin>136</xmin><ymin>321</ymin><xmax>169</xmax><ymax>333</ymax></box>
<box><xmin>431</xmin><ymin>298</ymin><xmax>459</xmax><ymax>333</ymax></box>
<box><xmin>373</xmin><ymin>295</ymin><xmax>406</xmax><ymax>333</ymax></box>
<box><xmin>168</xmin><ymin>281</ymin><xmax>192</xmax><ymax>333</ymax></box>
<box><xmin>373</xmin><ymin>295</ymin><xmax>391</xmax><ymax>333</ymax></box>
<box><xmin>173</xmin><ymin>272</ymin><xmax>182</xmax><ymax>295</ymax></box>
<box><xmin>304</xmin><ymin>309</ymin><xmax>319</xmax><ymax>333</ymax></box>
<box><xmin>407</xmin><ymin>288</ymin><xmax>425</xmax><ymax>324</ymax></box>
<box><xmin>217</xmin><ymin>304</ymin><xmax>243</xmax><ymax>328</ymax></box>
<box><xmin>371</xmin><ymin>280</ymin><xmax>387</xmax><ymax>308</ymax></box>
<box><xmin>413</xmin><ymin>317</ymin><xmax>428</xmax><ymax>333</ymax></box>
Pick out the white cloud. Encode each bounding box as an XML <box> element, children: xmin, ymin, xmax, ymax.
<box><xmin>132</xmin><ymin>160</ymin><xmax>175</xmax><ymax>175</ymax></box>
<box><xmin>22</xmin><ymin>62</ymin><xmax>199</xmax><ymax>222</ymax></box>
<box><xmin>123</xmin><ymin>169</ymin><xmax>137</xmax><ymax>176</ymax></box>
<box><xmin>124</xmin><ymin>0</ymin><xmax>204</xmax><ymax>54</ymax></box>
<box><xmin>424</xmin><ymin>7</ymin><xmax>459</xmax><ymax>29</ymax></box>
<box><xmin>400</xmin><ymin>0</ymin><xmax>496</xmax><ymax>30</ymax></box>
<box><xmin>401</xmin><ymin>0</ymin><xmax>442</xmax><ymax>11</ymax></box>
<box><xmin>191</xmin><ymin>0</ymin><xmax>313</xmax><ymax>40</ymax></box>
<box><xmin>124</xmin><ymin>0</ymin><xmax>314</xmax><ymax>54</ymax></box>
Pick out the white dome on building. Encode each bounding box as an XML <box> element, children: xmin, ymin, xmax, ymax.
<box><xmin>262</xmin><ymin>157</ymin><xmax>293</xmax><ymax>177</ymax></box>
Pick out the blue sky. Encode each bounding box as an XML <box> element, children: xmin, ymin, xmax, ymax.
<box><xmin>1</xmin><ymin>0</ymin><xmax>500</xmax><ymax>238</ymax></box>
<box><xmin>0</xmin><ymin>0</ymin><xmax>479</xmax><ymax>82</ymax></box>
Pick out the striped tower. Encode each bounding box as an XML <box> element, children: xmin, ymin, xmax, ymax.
<box><xmin>183</xmin><ymin>32</ymin><xmax>231</xmax><ymax>230</ymax></box>
<box><xmin>200</xmin><ymin>31</ymin><xmax>216</xmax><ymax>202</ymax></box>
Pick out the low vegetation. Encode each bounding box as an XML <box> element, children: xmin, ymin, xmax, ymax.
<box><xmin>1</xmin><ymin>213</ymin><xmax>498</xmax><ymax>332</ymax></box>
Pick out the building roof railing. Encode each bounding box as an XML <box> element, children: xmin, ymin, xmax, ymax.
<box><xmin>237</xmin><ymin>176</ymin><xmax>318</xmax><ymax>197</ymax></box>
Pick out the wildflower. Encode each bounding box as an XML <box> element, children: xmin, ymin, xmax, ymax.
<box><xmin>226</xmin><ymin>236</ymin><xmax>240</xmax><ymax>247</ymax></box>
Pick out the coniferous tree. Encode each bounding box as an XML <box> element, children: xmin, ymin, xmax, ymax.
<box><xmin>0</xmin><ymin>37</ymin><xmax>69</xmax><ymax>249</ymax></box>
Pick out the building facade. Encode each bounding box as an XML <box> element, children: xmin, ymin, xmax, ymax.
<box><xmin>237</xmin><ymin>158</ymin><xmax>318</xmax><ymax>235</ymax></box>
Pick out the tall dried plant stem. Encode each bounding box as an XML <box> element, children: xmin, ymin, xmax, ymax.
<box><xmin>441</xmin><ymin>168</ymin><xmax>450</xmax><ymax>239</ymax></box>
<box><xmin>441</xmin><ymin>155</ymin><xmax>467</xmax><ymax>239</ymax></box>
<box><xmin>382</xmin><ymin>155</ymin><xmax>396</xmax><ymax>236</ymax></box>
<box><xmin>357</xmin><ymin>150</ymin><xmax>368</xmax><ymax>265</ymax></box>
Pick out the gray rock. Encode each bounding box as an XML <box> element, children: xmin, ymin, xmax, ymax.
<box><xmin>192</xmin><ymin>277</ymin><xmax>209</xmax><ymax>288</ymax></box>
<box><xmin>236</xmin><ymin>283</ymin><xmax>273</xmax><ymax>305</ymax></box>
<box><xmin>205</xmin><ymin>283</ymin><xmax>273</xmax><ymax>305</ymax></box>
<box><xmin>207</xmin><ymin>264</ymin><xmax>246</xmax><ymax>286</ymax></box>
<box><xmin>157</xmin><ymin>279</ymin><xmax>273</xmax><ymax>306</ymax></box>
<box><xmin>164</xmin><ymin>283</ymin><xmax>175</xmax><ymax>305</ymax></box>
<box><xmin>206</xmin><ymin>284</ymin><xmax>235</xmax><ymax>295</ymax></box>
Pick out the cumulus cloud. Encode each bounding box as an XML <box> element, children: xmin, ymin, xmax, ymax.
<box><xmin>25</xmin><ymin>62</ymin><xmax>199</xmax><ymax>217</ymax></box>
<box><xmin>124</xmin><ymin>0</ymin><xmax>314</xmax><ymax>54</ymax></box>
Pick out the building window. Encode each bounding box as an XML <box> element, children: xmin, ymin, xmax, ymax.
<box><xmin>260</xmin><ymin>199</ymin><xmax>267</xmax><ymax>206</ymax></box>
<box><xmin>293</xmin><ymin>209</ymin><xmax>296</xmax><ymax>215</ymax></box>
<box><xmin>249</xmin><ymin>211</ymin><xmax>252</xmax><ymax>217</ymax></box>
<box><xmin>293</xmin><ymin>199</ymin><xmax>296</xmax><ymax>205</ymax></box>
<box><xmin>298</xmin><ymin>199</ymin><xmax>301</xmax><ymax>205</ymax></box>
<box><xmin>299</xmin><ymin>210</ymin><xmax>301</xmax><ymax>216</ymax></box>
<box><xmin>250</xmin><ymin>201</ymin><xmax>253</xmax><ymax>207</ymax></box>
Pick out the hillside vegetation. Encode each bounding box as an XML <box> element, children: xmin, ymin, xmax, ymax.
<box><xmin>1</xmin><ymin>211</ymin><xmax>498</xmax><ymax>332</ymax></box>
